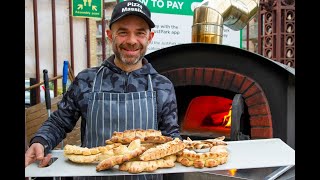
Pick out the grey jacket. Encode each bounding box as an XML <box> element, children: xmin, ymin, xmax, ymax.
<box><xmin>30</xmin><ymin>55</ymin><xmax>181</xmax><ymax>154</ymax></box>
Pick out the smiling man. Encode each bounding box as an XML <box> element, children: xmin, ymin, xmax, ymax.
<box><xmin>25</xmin><ymin>0</ymin><xmax>181</xmax><ymax>180</ymax></box>
<box><xmin>107</xmin><ymin>3</ymin><xmax>155</xmax><ymax>72</ymax></box>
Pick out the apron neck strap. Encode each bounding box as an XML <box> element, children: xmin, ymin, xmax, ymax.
<box><xmin>147</xmin><ymin>74</ymin><xmax>153</xmax><ymax>91</ymax></box>
<box><xmin>92</xmin><ymin>66</ymin><xmax>105</xmax><ymax>92</ymax></box>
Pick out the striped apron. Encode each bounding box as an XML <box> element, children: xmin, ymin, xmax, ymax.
<box><xmin>75</xmin><ymin>66</ymin><xmax>162</xmax><ymax>180</ymax></box>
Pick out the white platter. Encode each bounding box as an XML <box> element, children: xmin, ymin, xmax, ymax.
<box><xmin>25</xmin><ymin>138</ymin><xmax>295</xmax><ymax>177</ymax></box>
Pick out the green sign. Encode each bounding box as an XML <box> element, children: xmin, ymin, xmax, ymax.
<box><xmin>120</xmin><ymin>0</ymin><xmax>203</xmax><ymax>16</ymax></box>
<box><xmin>72</xmin><ymin>0</ymin><xmax>103</xmax><ymax>19</ymax></box>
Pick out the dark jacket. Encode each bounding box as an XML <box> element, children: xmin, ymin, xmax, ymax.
<box><xmin>30</xmin><ymin>55</ymin><xmax>181</xmax><ymax>154</ymax></box>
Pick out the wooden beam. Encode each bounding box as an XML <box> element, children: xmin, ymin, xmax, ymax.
<box><xmin>25</xmin><ymin>75</ymin><xmax>62</xmax><ymax>91</ymax></box>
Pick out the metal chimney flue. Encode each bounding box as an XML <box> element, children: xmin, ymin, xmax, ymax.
<box><xmin>192</xmin><ymin>0</ymin><xmax>260</xmax><ymax>44</ymax></box>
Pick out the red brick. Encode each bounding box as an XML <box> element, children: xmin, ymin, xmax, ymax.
<box><xmin>185</xmin><ymin>68</ymin><xmax>194</xmax><ymax>84</ymax></box>
<box><xmin>194</xmin><ymin>68</ymin><xmax>204</xmax><ymax>85</ymax></box>
<box><xmin>212</xmin><ymin>69</ymin><xmax>224</xmax><ymax>88</ymax></box>
<box><xmin>251</xmin><ymin>127</ymin><xmax>273</xmax><ymax>138</ymax></box>
<box><xmin>245</xmin><ymin>92</ymin><xmax>268</xmax><ymax>106</ymax></box>
<box><xmin>243</xmin><ymin>84</ymin><xmax>261</xmax><ymax>97</ymax></box>
<box><xmin>248</xmin><ymin>104</ymin><xmax>271</xmax><ymax>116</ymax></box>
<box><xmin>203</xmin><ymin>68</ymin><xmax>214</xmax><ymax>85</ymax></box>
<box><xmin>172</xmin><ymin>68</ymin><xmax>186</xmax><ymax>86</ymax></box>
<box><xmin>250</xmin><ymin>115</ymin><xmax>273</xmax><ymax>127</ymax></box>
<box><xmin>221</xmin><ymin>70</ymin><xmax>235</xmax><ymax>90</ymax></box>
<box><xmin>230</xmin><ymin>73</ymin><xmax>245</xmax><ymax>92</ymax></box>
<box><xmin>239</xmin><ymin>78</ymin><xmax>254</xmax><ymax>94</ymax></box>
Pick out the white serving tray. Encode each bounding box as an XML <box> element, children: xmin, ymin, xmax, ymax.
<box><xmin>25</xmin><ymin>138</ymin><xmax>295</xmax><ymax>177</ymax></box>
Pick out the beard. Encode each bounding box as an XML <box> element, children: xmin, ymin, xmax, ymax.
<box><xmin>113</xmin><ymin>42</ymin><xmax>147</xmax><ymax>65</ymax></box>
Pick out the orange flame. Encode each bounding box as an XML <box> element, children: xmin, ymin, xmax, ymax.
<box><xmin>228</xmin><ymin>169</ymin><xmax>237</xmax><ymax>176</ymax></box>
<box><xmin>223</xmin><ymin>106</ymin><xmax>232</xmax><ymax>127</ymax></box>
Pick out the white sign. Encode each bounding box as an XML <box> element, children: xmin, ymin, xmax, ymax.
<box><xmin>148</xmin><ymin>13</ymin><xmax>193</xmax><ymax>53</ymax></box>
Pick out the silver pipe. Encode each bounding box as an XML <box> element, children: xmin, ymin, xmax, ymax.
<box><xmin>192</xmin><ymin>0</ymin><xmax>259</xmax><ymax>44</ymax></box>
<box><xmin>224</xmin><ymin>0</ymin><xmax>260</xmax><ymax>31</ymax></box>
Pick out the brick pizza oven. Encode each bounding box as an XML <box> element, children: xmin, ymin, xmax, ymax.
<box><xmin>146</xmin><ymin>43</ymin><xmax>295</xmax><ymax>149</ymax></box>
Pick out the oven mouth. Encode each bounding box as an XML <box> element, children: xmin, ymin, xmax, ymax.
<box><xmin>176</xmin><ymin>85</ymin><xmax>250</xmax><ymax>141</ymax></box>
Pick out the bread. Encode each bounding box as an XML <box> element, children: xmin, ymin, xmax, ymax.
<box><xmin>65</xmin><ymin>154</ymin><xmax>100</xmax><ymax>163</ymax></box>
<box><xmin>176</xmin><ymin>145</ymin><xmax>229</xmax><ymax>168</ymax></box>
<box><xmin>96</xmin><ymin>139</ymin><xmax>146</xmax><ymax>171</ymax></box>
<box><xmin>63</xmin><ymin>145</ymin><xmax>101</xmax><ymax>164</ymax></box>
<box><xmin>139</xmin><ymin>138</ymin><xmax>185</xmax><ymax>161</ymax></box>
<box><xmin>97</xmin><ymin>143</ymin><xmax>122</xmax><ymax>153</ymax></box>
<box><xmin>183</xmin><ymin>136</ymin><xmax>227</xmax><ymax>150</ymax></box>
<box><xmin>64</xmin><ymin>144</ymin><xmax>93</xmax><ymax>155</ymax></box>
<box><xmin>202</xmin><ymin>136</ymin><xmax>228</xmax><ymax>146</ymax></box>
<box><xmin>105</xmin><ymin>129</ymin><xmax>162</xmax><ymax>144</ymax></box>
<box><xmin>143</xmin><ymin>135</ymin><xmax>173</xmax><ymax>143</ymax></box>
<box><xmin>65</xmin><ymin>130</ymin><xmax>230</xmax><ymax>171</ymax></box>
<box><xmin>119</xmin><ymin>155</ymin><xmax>177</xmax><ymax>173</ymax></box>
<box><xmin>140</xmin><ymin>142</ymin><xmax>157</xmax><ymax>150</ymax></box>
<box><xmin>64</xmin><ymin>143</ymin><xmax>121</xmax><ymax>155</ymax></box>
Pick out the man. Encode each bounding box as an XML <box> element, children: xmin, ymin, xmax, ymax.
<box><xmin>25</xmin><ymin>0</ymin><xmax>181</xmax><ymax>179</ymax></box>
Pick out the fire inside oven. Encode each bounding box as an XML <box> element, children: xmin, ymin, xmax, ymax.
<box><xmin>176</xmin><ymin>85</ymin><xmax>251</xmax><ymax>140</ymax></box>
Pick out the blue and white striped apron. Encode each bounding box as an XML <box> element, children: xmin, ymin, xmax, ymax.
<box><xmin>76</xmin><ymin>66</ymin><xmax>162</xmax><ymax>180</ymax></box>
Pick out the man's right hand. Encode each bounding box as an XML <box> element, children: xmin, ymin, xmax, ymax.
<box><xmin>25</xmin><ymin>143</ymin><xmax>52</xmax><ymax>168</ymax></box>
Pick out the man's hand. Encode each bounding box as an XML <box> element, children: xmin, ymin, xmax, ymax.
<box><xmin>25</xmin><ymin>143</ymin><xmax>52</xmax><ymax>168</ymax></box>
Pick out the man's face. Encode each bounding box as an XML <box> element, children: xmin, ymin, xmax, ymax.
<box><xmin>107</xmin><ymin>15</ymin><xmax>154</xmax><ymax>66</ymax></box>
